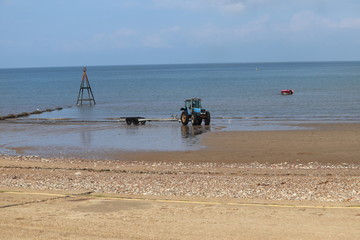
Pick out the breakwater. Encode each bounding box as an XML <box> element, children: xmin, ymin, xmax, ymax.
<box><xmin>0</xmin><ymin>107</ymin><xmax>63</xmax><ymax>120</ymax></box>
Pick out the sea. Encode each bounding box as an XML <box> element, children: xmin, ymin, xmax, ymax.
<box><xmin>1</xmin><ymin>62</ymin><xmax>360</xmax><ymax>157</ymax></box>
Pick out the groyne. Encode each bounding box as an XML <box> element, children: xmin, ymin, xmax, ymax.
<box><xmin>0</xmin><ymin>107</ymin><xmax>63</xmax><ymax>120</ymax></box>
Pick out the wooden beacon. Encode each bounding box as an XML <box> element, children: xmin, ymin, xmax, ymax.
<box><xmin>76</xmin><ymin>67</ymin><xmax>96</xmax><ymax>106</ymax></box>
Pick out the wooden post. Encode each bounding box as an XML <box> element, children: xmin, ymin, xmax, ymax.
<box><xmin>76</xmin><ymin>67</ymin><xmax>96</xmax><ymax>106</ymax></box>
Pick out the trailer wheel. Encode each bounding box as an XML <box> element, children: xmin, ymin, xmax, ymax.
<box><xmin>133</xmin><ymin>119</ymin><xmax>139</xmax><ymax>125</ymax></box>
<box><xmin>126</xmin><ymin>119</ymin><xmax>132</xmax><ymax>125</ymax></box>
<box><xmin>181</xmin><ymin>111</ymin><xmax>189</xmax><ymax>125</ymax></box>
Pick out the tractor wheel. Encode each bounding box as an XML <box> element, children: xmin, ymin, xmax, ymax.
<box><xmin>191</xmin><ymin>115</ymin><xmax>199</xmax><ymax>126</ymax></box>
<box><xmin>181</xmin><ymin>111</ymin><xmax>189</xmax><ymax>125</ymax></box>
<box><xmin>205</xmin><ymin>111</ymin><xmax>211</xmax><ymax>125</ymax></box>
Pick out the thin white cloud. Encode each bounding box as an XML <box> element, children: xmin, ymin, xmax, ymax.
<box><xmin>60</xmin><ymin>8</ymin><xmax>360</xmax><ymax>53</ymax></box>
<box><xmin>92</xmin><ymin>29</ymin><xmax>138</xmax><ymax>49</ymax></box>
<box><xmin>277</xmin><ymin>11</ymin><xmax>360</xmax><ymax>32</ymax></box>
<box><xmin>336</xmin><ymin>18</ymin><xmax>360</xmax><ymax>29</ymax></box>
<box><xmin>153</xmin><ymin>0</ymin><xmax>246</xmax><ymax>13</ymax></box>
<box><xmin>142</xmin><ymin>36</ymin><xmax>171</xmax><ymax>48</ymax></box>
<box><xmin>63</xmin><ymin>26</ymin><xmax>184</xmax><ymax>51</ymax></box>
<box><xmin>61</xmin><ymin>28</ymin><xmax>138</xmax><ymax>52</ymax></box>
<box><xmin>287</xmin><ymin>11</ymin><xmax>332</xmax><ymax>31</ymax></box>
<box><xmin>218</xmin><ymin>1</ymin><xmax>245</xmax><ymax>13</ymax></box>
<box><xmin>142</xmin><ymin>26</ymin><xmax>182</xmax><ymax>48</ymax></box>
<box><xmin>190</xmin><ymin>15</ymin><xmax>270</xmax><ymax>45</ymax></box>
<box><xmin>153</xmin><ymin>0</ymin><xmax>198</xmax><ymax>10</ymax></box>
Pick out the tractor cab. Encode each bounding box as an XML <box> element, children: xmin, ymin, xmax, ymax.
<box><xmin>184</xmin><ymin>98</ymin><xmax>202</xmax><ymax>115</ymax></box>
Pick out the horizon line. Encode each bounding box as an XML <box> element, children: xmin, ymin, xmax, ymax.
<box><xmin>1</xmin><ymin>60</ymin><xmax>360</xmax><ymax>70</ymax></box>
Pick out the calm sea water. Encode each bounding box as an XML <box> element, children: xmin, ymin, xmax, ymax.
<box><xmin>1</xmin><ymin>62</ymin><xmax>360</xmax><ymax>157</ymax></box>
<box><xmin>1</xmin><ymin>62</ymin><xmax>360</xmax><ymax>123</ymax></box>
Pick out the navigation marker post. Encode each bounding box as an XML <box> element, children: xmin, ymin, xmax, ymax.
<box><xmin>76</xmin><ymin>67</ymin><xmax>96</xmax><ymax>106</ymax></box>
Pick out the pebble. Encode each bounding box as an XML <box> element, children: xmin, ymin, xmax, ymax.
<box><xmin>0</xmin><ymin>154</ymin><xmax>359</xmax><ymax>202</ymax></box>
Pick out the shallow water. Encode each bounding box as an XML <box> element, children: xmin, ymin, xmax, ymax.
<box><xmin>0</xmin><ymin>123</ymin><xmax>206</xmax><ymax>158</ymax></box>
<box><xmin>0</xmin><ymin>117</ymin><xmax>312</xmax><ymax>159</ymax></box>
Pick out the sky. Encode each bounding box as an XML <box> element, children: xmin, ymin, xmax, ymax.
<box><xmin>1</xmin><ymin>0</ymin><xmax>360</xmax><ymax>68</ymax></box>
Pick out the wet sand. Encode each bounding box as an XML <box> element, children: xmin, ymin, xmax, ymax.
<box><xmin>107</xmin><ymin>123</ymin><xmax>360</xmax><ymax>164</ymax></box>
<box><xmin>0</xmin><ymin>123</ymin><xmax>359</xmax><ymax>239</ymax></box>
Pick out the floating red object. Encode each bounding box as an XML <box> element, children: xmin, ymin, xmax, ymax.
<box><xmin>281</xmin><ymin>89</ymin><xmax>294</xmax><ymax>95</ymax></box>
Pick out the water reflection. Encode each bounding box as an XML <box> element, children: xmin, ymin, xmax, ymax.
<box><xmin>125</xmin><ymin>125</ymin><xmax>141</xmax><ymax>135</ymax></box>
<box><xmin>80</xmin><ymin>130</ymin><xmax>92</xmax><ymax>146</ymax></box>
<box><xmin>181</xmin><ymin>125</ymin><xmax>210</xmax><ymax>138</ymax></box>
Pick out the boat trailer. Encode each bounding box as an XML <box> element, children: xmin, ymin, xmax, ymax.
<box><xmin>123</xmin><ymin>117</ymin><xmax>179</xmax><ymax>125</ymax></box>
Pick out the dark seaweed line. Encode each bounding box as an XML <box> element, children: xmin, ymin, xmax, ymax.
<box><xmin>0</xmin><ymin>107</ymin><xmax>63</xmax><ymax>120</ymax></box>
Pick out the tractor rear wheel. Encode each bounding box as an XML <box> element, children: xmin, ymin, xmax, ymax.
<box><xmin>181</xmin><ymin>111</ymin><xmax>189</xmax><ymax>125</ymax></box>
<box><xmin>205</xmin><ymin>111</ymin><xmax>211</xmax><ymax>125</ymax></box>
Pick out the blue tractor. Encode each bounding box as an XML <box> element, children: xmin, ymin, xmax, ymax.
<box><xmin>180</xmin><ymin>98</ymin><xmax>211</xmax><ymax>126</ymax></box>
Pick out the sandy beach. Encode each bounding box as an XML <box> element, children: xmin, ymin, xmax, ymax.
<box><xmin>1</xmin><ymin>123</ymin><xmax>359</xmax><ymax>239</ymax></box>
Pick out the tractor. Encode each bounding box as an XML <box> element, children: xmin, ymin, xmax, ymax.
<box><xmin>180</xmin><ymin>98</ymin><xmax>211</xmax><ymax>126</ymax></box>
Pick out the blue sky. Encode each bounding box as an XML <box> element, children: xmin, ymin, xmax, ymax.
<box><xmin>1</xmin><ymin>0</ymin><xmax>360</xmax><ymax>68</ymax></box>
